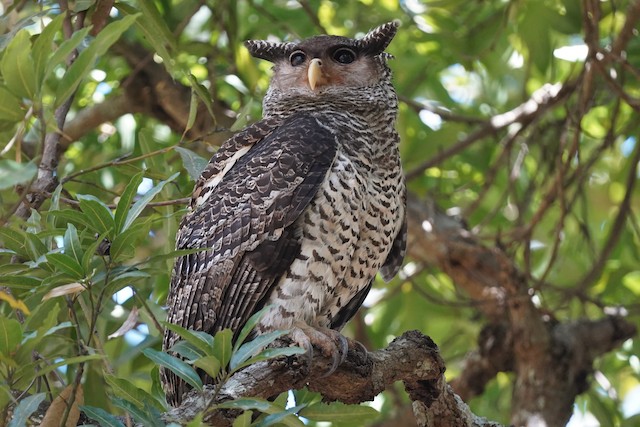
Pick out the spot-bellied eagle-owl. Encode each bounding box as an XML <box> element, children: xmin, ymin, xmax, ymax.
<box><xmin>162</xmin><ymin>21</ymin><xmax>406</xmax><ymax>406</ymax></box>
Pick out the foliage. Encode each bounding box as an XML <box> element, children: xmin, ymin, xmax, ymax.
<box><xmin>0</xmin><ymin>0</ymin><xmax>638</xmax><ymax>426</ymax></box>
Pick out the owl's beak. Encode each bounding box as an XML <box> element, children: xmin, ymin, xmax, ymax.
<box><xmin>307</xmin><ymin>58</ymin><xmax>323</xmax><ymax>91</ymax></box>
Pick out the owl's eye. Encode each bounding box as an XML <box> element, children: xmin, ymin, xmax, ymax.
<box><xmin>289</xmin><ymin>51</ymin><xmax>306</xmax><ymax>66</ymax></box>
<box><xmin>333</xmin><ymin>48</ymin><xmax>356</xmax><ymax>64</ymax></box>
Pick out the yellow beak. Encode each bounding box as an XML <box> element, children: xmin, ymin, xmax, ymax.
<box><xmin>308</xmin><ymin>58</ymin><xmax>322</xmax><ymax>91</ymax></box>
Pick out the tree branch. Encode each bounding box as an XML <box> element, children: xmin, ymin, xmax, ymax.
<box><xmin>165</xmin><ymin>331</ymin><xmax>501</xmax><ymax>427</ymax></box>
<box><xmin>405</xmin><ymin>82</ymin><xmax>576</xmax><ymax>181</ymax></box>
<box><xmin>15</xmin><ymin>7</ymin><xmax>77</xmax><ymax>219</ymax></box>
<box><xmin>405</xmin><ymin>194</ymin><xmax>637</xmax><ymax>425</ymax></box>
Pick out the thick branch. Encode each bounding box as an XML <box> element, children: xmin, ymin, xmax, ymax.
<box><xmin>165</xmin><ymin>331</ymin><xmax>500</xmax><ymax>427</ymax></box>
<box><xmin>61</xmin><ymin>95</ymin><xmax>136</xmax><ymax>150</ymax></box>
<box><xmin>22</xmin><ymin>41</ymin><xmax>238</xmax><ymax>162</ymax></box>
<box><xmin>405</xmin><ymin>195</ymin><xmax>637</xmax><ymax>425</ymax></box>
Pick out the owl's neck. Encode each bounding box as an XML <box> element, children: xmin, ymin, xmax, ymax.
<box><xmin>261</xmin><ymin>82</ymin><xmax>397</xmax><ymax>125</ymax></box>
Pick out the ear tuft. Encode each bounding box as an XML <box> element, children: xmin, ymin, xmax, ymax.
<box><xmin>244</xmin><ymin>40</ymin><xmax>296</xmax><ymax>63</ymax></box>
<box><xmin>357</xmin><ymin>21</ymin><xmax>400</xmax><ymax>56</ymax></box>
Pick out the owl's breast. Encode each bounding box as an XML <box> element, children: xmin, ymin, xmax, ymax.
<box><xmin>258</xmin><ymin>144</ymin><xmax>404</xmax><ymax>331</ymax></box>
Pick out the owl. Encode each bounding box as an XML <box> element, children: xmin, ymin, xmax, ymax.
<box><xmin>162</xmin><ymin>21</ymin><xmax>406</xmax><ymax>406</ymax></box>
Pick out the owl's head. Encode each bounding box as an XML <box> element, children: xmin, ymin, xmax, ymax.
<box><xmin>245</xmin><ymin>21</ymin><xmax>399</xmax><ymax>95</ymax></box>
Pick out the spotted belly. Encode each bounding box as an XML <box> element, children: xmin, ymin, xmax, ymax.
<box><xmin>258</xmin><ymin>153</ymin><xmax>403</xmax><ymax>332</ymax></box>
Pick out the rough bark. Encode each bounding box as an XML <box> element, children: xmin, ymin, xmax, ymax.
<box><xmin>164</xmin><ymin>331</ymin><xmax>501</xmax><ymax>427</ymax></box>
<box><xmin>406</xmin><ymin>197</ymin><xmax>637</xmax><ymax>426</ymax></box>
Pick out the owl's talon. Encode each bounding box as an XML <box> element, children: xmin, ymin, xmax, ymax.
<box><xmin>353</xmin><ymin>339</ymin><xmax>368</xmax><ymax>356</ymax></box>
<box><xmin>290</xmin><ymin>324</ymin><xmax>349</xmax><ymax>376</ymax></box>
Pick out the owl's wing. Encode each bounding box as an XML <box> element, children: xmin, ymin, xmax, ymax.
<box><xmin>165</xmin><ymin>111</ymin><xmax>337</xmax><ymax>350</ymax></box>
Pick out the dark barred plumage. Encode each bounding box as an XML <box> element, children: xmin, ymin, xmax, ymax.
<box><xmin>162</xmin><ymin>21</ymin><xmax>406</xmax><ymax>406</ymax></box>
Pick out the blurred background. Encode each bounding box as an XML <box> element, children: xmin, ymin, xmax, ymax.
<box><xmin>0</xmin><ymin>1</ymin><xmax>639</xmax><ymax>426</ymax></box>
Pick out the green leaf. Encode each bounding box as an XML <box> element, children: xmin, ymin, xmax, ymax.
<box><xmin>191</xmin><ymin>331</ymin><xmax>215</xmax><ymax>348</ymax></box>
<box><xmin>53</xmin><ymin>45</ymin><xmax>95</xmax><ymax>107</ymax></box>
<box><xmin>0</xmin><ymin>86</ymin><xmax>25</xmax><ymax>122</ymax></box>
<box><xmin>25</xmin><ymin>354</ymin><xmax>103</xmax><ymax>379</ymax></box>
<box><xmin>230</xmin><ymin>330</ymin><xmax>289</xmax><ymax>371</ymax></box>
<box><xmin>22</xmin><ymin>322</ymin><xmax>72</xmax><ymax>345</ymax></box>
<box><xmin>7</xmin><ymin>393</ymin><xmax>46</xmax><ymax>427</ymax></box>
<box><xmin>105</xmin><ymin>375</ymin><xmax>164</xmax><ymax>411</ymax></box>
<box><xmin>0</xmin><ymin>227</ymin><xmax>28</xmax><ymax>258</ymax></box>
<box><xmin>162</xmin><ymin>322</ymin><xmax>213</xmax><ymax>356</ymax></box>
<box><xmin>234</xmin><ymin>305</ymin><xmax>274</xmax><ymax>352</ymax></box>
<box><xmin>149</xmin><ymin>366</ymin><xmax>167</xmax><ymax>409</ymax></box>
<box><xmin>24</xmin><ymin>301</ymin><xmax>60</xmax><ymax>339</ymax></box>
<box><xmin>212</xmin><ymin>328</ymin><xmax>233</xmax><ymax>368</ymax></box>
<box><xmin>74</xmin><ymin>0</ymin><xmax>96</xmax><ymax>12</ymax></box>
<box><xmin>230</xmin><ymin>100</ymin><xmax>254</xmax><ymax>132</ymax></box>
<box><xmin>187</xmin><ymin>74</ymin><xmax>216</xmax><ymax>121</ymax></box>
<box><xmin>231</xmin><ymin>411</ymin><xmax>252</xmax><ymax>427</ymax></box>
<box><xmin>63</xmin><ymin>223</ymin><xmax>84</xmax><ymax>265</ymax></box>
<box><xmin>46</xmin><ymin>253</ymin><xmax>85</xmax><ymax>279</ymax></box>
<box><xmin>217</xmin><ymin>399</ymin><xmax>304</xmax><ymax>427</ymax></box>
<box><xmin>182</xmin><ymin>89</ymin><xmax>199</xmax><ymax>138</ymax></box>
<box><xmin>0</xmin><ymin>29</ymin><xmax>37</xmax><ymax>99</ymax></box>
<box><xmin>92</xmin><ymin>14</ymin><xmax>140</xmax><ymax>57</ymax></box>
<box><xmin>175</xmin><ymin>146</ymin><xmax>209</xmax><ymax>181</ymax></box>
<box><xmin>121</xmin><ymin>172</ymin><xmax>179</xmax><ymax>232</ymax></box>
<box><xmin>292</xmin><ymin>388</ymin><xmax>322</xmax><ymax>406</ymax></box>
<box><xmin>254</xmin><ymin>406</ymin><xmax>305</xmax><ymax>427</ymax></box>
<box><xmin>109</xmin><ymin>222</ymin><xmax>146</xmax><ymax>262</ymax></box>
<box><xmin>299</xmin><ymin>402</ymin><xmax>379</xmax><ymax>423</ymax></box>
<box><xmin>54</xmin><ymin>15</ymin><xmax>139</xmax><ymax>107</ymax></box>
<box><xmin>114</xmin><ymin>171</ymin><xmax>144</xmax><ymax>233</ymax></box>
<box><xmin>186</xmin><ymin>413</ymin><xmax>207</xmax><ymax>427</ymax></box>
<box><xmin>142</xmin><ymin>348</ymin><xmax>203</xmax><ymax>391</ymax></box>
<box><xmin>44</xmin><ymin>27</ymin><xmax>92</xmax><ymax>78</ymax></box>
<box><xmin>77</xmin><ymin>194</ymin><xmax>115</xmax><ymax>236</ymax></box>
<box><xmin>49</xmin><ymin>209</ymin><xmax>93</xmax><ymax>230</ymax></box>
<box><xmin>0</xmin><ymin>160</ymin><xmax>37</xmax><ymax>190</ymax></box>
<box><xmin>82</xmin><ymin>230</ymin><xmax>109</xmax><ymax>272</ymax></box>
<box><xmin>0</xmin><ymin>275</ymin><xmax>40</xmax><ymax>290</ymax></box>
<box><xmin>137</xmin><ymin>131</ymin><xmax>164</xmax><ymax>175</ymax></box>
<box><xmin>193</xmin><ymin>355</ymin><xmax>221</xmax><ymax>379</ymax></box>
<box><xmin>622</xmin><ymin>271</ymin><xmax>640</xmax><ymax>296</ymax></box>
<box><xmin>116</xmin><ymin>3</ymin><xmax>176</xmax><ymax>73</ymax></box>
<box><xmin>104</xmin><ymin>269</ymin><xmax>150</xmax><ymax>294</ymax></box>
<box><xmin>24</xmin><ymin>233</ymin><xmax>48</xmax><ymax>261</ymax></box>
<box><xmin>111</xmin><ymin>397</ymin><xmax>164</xmax><ymax>427</ymax></box>
<box><xmin>0</xmin><ymin>316</ymin><xmax>22</xmax><ymax>355</ymax></box>
<box><xmin>80</xmin><ymin>405</ymin><xmax>126</xmax><ymax>427</ymax></box>
<box><xmin>169</xmin><ymin>340</ymin><xmax>206</xmax><ymax>361</ymax></box>
<box><xmin>26</xmin><ymin>209</ymin><xmax>41</xmax><ymax>234</ymax></box>
<box><xmin>32</xmin><ymin>13</ymin><xmax>64</xmax><ymax>85</ymax></box>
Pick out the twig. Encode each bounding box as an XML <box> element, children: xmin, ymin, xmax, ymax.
<box><xmin>60</xmin><ymin>146</ymin><xmax>177</xmax><ymax>185</ymax></box>
<box><xmin>14</xmin><ymin>5</ymin><xmax>79</xmax><ymax>220</ymax></box>
<box><xmin>406</xmin><ymin>82</ymin><xmax>575</xmax><ymax>181</ymax></box>
<box><xmin>399</xmin><ymin>95</ymin><xmax>486</xmax><ymax>125</ymax></box>
<box><xmin>610</xmin><ymin>0</ymin><xmax>640</xmax><ymax>56</ymax></box>
<box><xmin>90</xmin><ymin>0</ymin><xmax>115</xmax><ymax>36</ymax></box>
<box><xmin>48</xmin><ymin>192</ymin><xmax>190</xmax><ymax>209</ymax></box>
<box><xmin>591</xmin><ymin>55</ymin><xmax>640</xmax><ymax>110</ymax></box>
<box><xmin>133</xmin><ymin>287</ymin><xmax>165</xmax><ymax>335</ymax></box>
<box><xmin>574</xmin><ymin>130</ymin><xmax>640</xmax><ymax>293</ymax></box>
<box><xmin>298</xmin><ymin>0</ymin><xmax>326</xmax><ymax>34</ymax></box>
